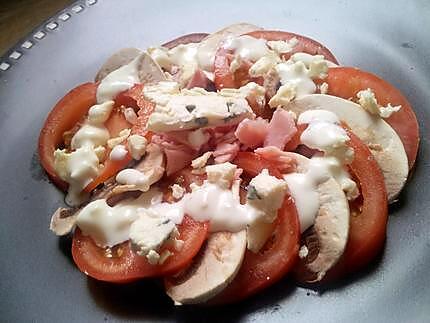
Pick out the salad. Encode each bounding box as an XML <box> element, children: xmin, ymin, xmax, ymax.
<box><xmin>40</xmin><ymin>23</ymin><xmax>419</xmax><ymax>305</ymax></box>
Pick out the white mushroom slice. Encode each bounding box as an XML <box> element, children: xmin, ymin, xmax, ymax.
<box><xmin>197</xmin><ymin>23</ymin><xmax>262</xmax><ymax>71</ymax></box>
<box><xmin>136</xmin><ymin>52</ymin><xmax>167</xmax><ymax>84</ymax></box>
<box><xmin>289</xmin><ymin>154</ymin><xmax>350</xmax><ymax>283</ymax></box>
<box><xmin>49</xmin><ymin>207</ymin><xmax>78</xmax><ymax>236</ymax></box>
<box><xmin>286</xmin><ymin>94</ymin><xmax>408</xmax><ymax>202</ymax></box>
<box><xmin>96</xmin><ymin>50</ymin><xmax>167</xmax><ymax>86</ymax></box>
<box><xmin>95</xmin><ymin>48</ymin><xmax>142</xmax><ymax>82</ymax></box>
<box><xmin>114</xmin><ymin>143</ymin><xmax>165</xmax><ymax>193</ymax></box>
<box><xmin>165</xmin><ymin>230</ymin><xmax>247</xmax><ymax>304</ymax></box>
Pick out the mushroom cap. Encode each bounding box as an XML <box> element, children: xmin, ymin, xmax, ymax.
<box><xmin>95</xmin><ymin>47</ymin><xmax>142</xmax><ymax>82</ymax></box>
<box><xmin>286</xmin><ymin>94</ymin><xmax>408</xmax><ymax>202</ymax></box>
<box><xmin>165</xmin><ymin>230</ymin><xmax>247</xmax><ymax>304</ymax></box>
<box><xmin>289</xmin><ymin>153</ymin><xmax>350</xmax><ymax>283</ymax></box>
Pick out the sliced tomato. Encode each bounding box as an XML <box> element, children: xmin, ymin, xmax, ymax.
<box><xmin>246</xmin><ymin>30</ymin><xmax>339</xmax><ymax>63</ymax></box>
<box><xmin>325</xmin><ymin>67</ymin><xmax>419</xmax><ymax>170</ymax></box>
<box><xmin>233</xmin><ymin>151</ymin><xmax>284</xmax><ymax>179</ymax></box>
<box><xmin>205</xmin><ymin>154</ymin><xmax>300</xmax><ymax>303</ymax></box>
<box><xmin>72</xmin><ymin>216</ymin><xmax>208</xmax><ymax>283</ymax></box>
<box><xmin>38</xmin><ymin>83</ymin><xmax>97</xmax><ymax>190</ymax></box>
<box><xmin>211</xmin><ymin>196</ymin><xmax>299</xmax><ymax>304</ymax></box>
<box><xmin>83</xmin><ymin>110</ymin><xmax>132</xmax><ymax>192</ymax></box>
<box><xmin>341</xmin><ymin>128</ymin><xmax>388</xmax><ymax>273</ymax></box>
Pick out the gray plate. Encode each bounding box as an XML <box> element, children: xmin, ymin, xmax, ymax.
<box><xmin>1</xmin><ymin>0</ymin><xmax>429</xmax><ymax>322</ymax></box>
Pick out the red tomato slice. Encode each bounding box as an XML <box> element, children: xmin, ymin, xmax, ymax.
<box><xmin>325</xmin><ymin>67</ymin><xmax>419</xmax><ymax>170</ymax></box>
<box><xmin>206</xmin><ymin>153</ymin><xmax>300</xmax><ymax>303</ymax></box>
<box><xmin>294</xmin><ymin>128</ymin><xmax>387</xmax><ymax>282</ymax></box>
<box><xmin>38</xmin><ymin>83</ymin><xmax>97</xmax><ymax>190</ymax></box>
<box><xmin>211</xmin><ymin>196</ymin><xmax>299</xmax><ymax>304</ymax></box>
<box><xmin>39</xmin><ymin>82</ymin><xmax>155</xmax><ymax>193</ymax></box>
<box><xmin>246</xmin><ymin>30</ymin><xmax>339</xmax><ymax>64</ymax></box>
<box><xmin>72</xmin><ymin>216</ymin><xmax>208</xmax><ymax>283</ymax></box>
<box><xmin>341</xmin><ymin>128</ymin><xmax>388</xmax><ymax>273</ymax></box>
<box><xmin>83</xmin><ymin>110</ymin><xmax>132</xmax><ymax>192</ymax></box>
<box><xmin>233</xmin><ymin>152</ymin><xmax>283</xmax><ymax>179</ymax></box>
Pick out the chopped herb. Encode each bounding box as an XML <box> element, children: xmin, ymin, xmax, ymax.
<box><xmin>247</xmin><ymin>185</ymin><xmax>261</xmax><ymax>200</ymax></box>
<box><xmin>226</xmin><ymin>101</ymin><xmax>234</xmax><ymax>112</ymax></box>
<box><xmin>195</xmin><ymin>117</ymin><xmax>208</xmax><ymax>126</ymax></box>
<box><xmin>186</xmin><ymin>104</ymin><xmax>196</xmax><ymax>113</ymax></box>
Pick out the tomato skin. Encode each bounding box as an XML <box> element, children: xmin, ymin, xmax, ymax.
<box><xmin>72</xmin><ymin>216</ymin><xmax>209</xmax><ymax>283</ymax></box>
<box><xmin>38</xmin><ymin>83</ymin><xmax>98</xmax><ymax>190</ymax></box>
<box><xmin>214</xmin><ymin>47</ymin><xmax>236</xmax><ymax>90</ymax></box>
<box><xmin>233</xmin><ymin>152</ymin><xmax>283</xmax><ymax>179</ymax></box>
<box><xmin>206</xmin><ymin>154</ymin><xmax>300</xmax><ymax>304</ymax></box>
<box><xmin>341</xmin><ymin>128</ymin><xmax>388</xmax><ymax>273</ymax></box>
<box><xmin>325</xmin><ymin>67</ymin><xmax>419</xmax><ymax>170</ymax></box>
<box><xmin>246</xmin><ymin>30</ymin><xmax>339</xmax><ymax>64</ymax></box>
<box><xmin>83</xmin><ymin>110</ymin><xmax>132</xmax><ymax>192</ymax></box>
<box><xmin>211</xmin><ymin>196</ymin><xmax>300</xmax><ymax>304</ymax></box>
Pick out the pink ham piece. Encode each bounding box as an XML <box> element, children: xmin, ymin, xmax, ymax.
<box><xmin>186</xmin><ymin>69</ymin><xmax>216</xmax><ymax>91</ymax></box>
<box><xmin>264</xmin><ymin>108</ymin><xmax>297</xmax><ymax>149</ymax></box>
<box><xmin>234</xmin><ymin>117</ymin><xmax>269</xmax><ymax>148</ymax></box>
<box><xmin>213</xmin><ymin>142</ymin><xmax>240</xmax><ymax>164</ymax></box>
<box><xmin>152</xmin><ymin>135</ymin><xmax>197</xmax><ymax>175</ymax></box>
<box><xmin>255</xmin><ymin>146</ymin><xmax>297</xmax><ymax>173</ymax></box>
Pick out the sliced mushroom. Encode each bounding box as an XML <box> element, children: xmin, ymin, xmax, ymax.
<box><xmin>286</xmin><ymin>94</ymin><xmax>409</xmax><ymax>202</ymax></box>
<box><xmin>114</xmin><ymin>143</ymin><xmax>166</xmax><ymax>193</ymax></box>
<box><xmin>96</xmin><ymin>50</ymin><xmax>166</xmax><ymax>85</ymax></box>
<box><xmin>50</xmin><ymin>144</ymin><xmax>165</xmax><ymax>235</ymax></box>
<box><xmin>95</xmin><ymin>48</ymin><xmax>142</xmax><ymax>82</ymax></box>
<box><xmin>288</xmin><ymin>154</ymin><xmax>350</xmax><ymax>283</ymax></box>
<box><xmin>165</xmin><ymin>230</ymin><xmax>247</xmax><ymax>304</ymax></box>
<box><xmin>136</xmin><ymin>52</ymin><xmax>167</xmax><ymax>84</ymax></box>
<box><xmin>49</xmin><ymin>207</ymin><xmax>78</xmax><ymax>236</ymax></box>
<box><xmin>196</xmin><ymin>23</ymin><xmax>262</xmax><ymax>71</ymax></box>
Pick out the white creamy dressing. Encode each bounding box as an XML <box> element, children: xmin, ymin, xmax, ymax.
<box><xmin>54</xmin><ymin>101</ymin><xmax>116</xmax><ymax>206</ymax></box>
<box><xmin>71</xmin><ymin>101</ymin><xmax>114</xmax><ymax>150</ymax></box>
<box><xmin>149</xmin><ymin>40</ymin><xmax>215</xmax><ymax>73</ymax></box>
<box><xmin>283</xmin><ymin>163</ymin><xmax>326</xmax><ymax>233</ymax></box>
<box><xmin>109</xmin><ymin>144</ymin><xmax>128</xmax><ymax>161</ymax></box>
<box><xmin>75</xmin><ymin>165</ymin><xmax>287</xmax><ymax>248</ymax></box>
<box><xmin>76</xmin><ymin>188</ymin><xmax>163</xmax><ymax>247</ymax></box>
<box><xmin>168</xmin><ymin>43</ymin><xmax>199</xmax><ymax>67</ymax></box>
<box><xmin>275</xmin><ymin>61</ymin><xmax>317</xmax><ymax>97</ymax></box>
<box><xmin>96</xmin><ymin>54</ymin><xmax>141</xmax><ymax>103</ymax></box>
<box><xmin>223</xmin><ymin>35</ymin><xmax>270</xmax><ymax>62</ymax></box>
<box><xmin>284</xmin><ymin>110</ymin><xmax>358</xmax><ymax>232</ymax></box>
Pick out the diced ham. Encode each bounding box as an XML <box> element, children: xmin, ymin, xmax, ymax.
<box><xmin>234</xmin><ymin>117</ymin><xmax>269</xmax><ymax>148</ymax></box>
<box><xmin>186</xmin><ymin>69</ymin><xmax>216</xmax><ymax>91</ymax></box>
<box><xmin>264</xmin><ymin>108</ymin><xmax>297</xmax><ymax>149</ymax></box>
<box><xmin>213</xmin><ymin>142</ymin><xmax>240</xmax><ymax>164</ymax></box>
<box><xmin>255</xmin><ymin>146</ymin><xmax>297</xmax><ymax>173</ymax></box>
<box><xmin>152</xmin><ymin>135</ymin><xmax>197</xmax><ymax>175</ymax></box>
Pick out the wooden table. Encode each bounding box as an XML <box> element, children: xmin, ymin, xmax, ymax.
<box><xmin>0</xmin><ymin>0</ymin><xmax>74</xmax><ymax>56</ymax></box>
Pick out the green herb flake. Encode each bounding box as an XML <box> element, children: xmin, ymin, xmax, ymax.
<box><xmin>247</xmin><ymin>185</ymin><xmax>261</xmax><ymax>200</ymax></box>
<box><xmin>194</xmin><ymin>117</ymin><xmax>209</xmax><ymax>126</ymax></box>
<box><xmin>186</xmin><ymin>104</ymin><xmax>196</xmax><ymax>113</ymax></box>
<box><xmin>226</xmin><ymin>101</ymin><xmax>234</xmax><ymax>112</ymax></box>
